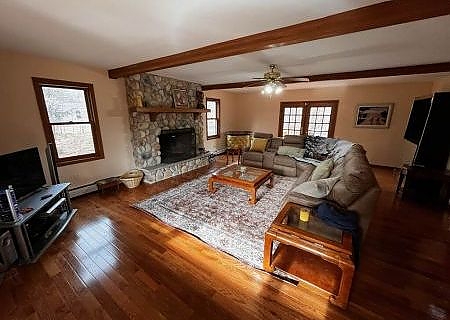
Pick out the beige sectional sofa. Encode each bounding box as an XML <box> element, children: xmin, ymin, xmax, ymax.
<box><xmin>242</xmin><ymin>134</ymin><xmax>380</xmax><ymax>238</ymax></box>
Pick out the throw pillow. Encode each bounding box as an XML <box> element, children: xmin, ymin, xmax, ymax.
<box><xmin>304</xmin><ymin>136</ymin><xmax>328</xmax><ymax>160</ymax></box>
<box><xmin>292</xmin><ymin>176</ymin><xmax>341</xmax><ymax>198</ymax></box>
<box><xmin>249</xmin><ymin>138</ymin><xmax>268</xmax><ymax>152</ymax></box>
<box><xmin>310</xmin><ymin>158</ymin><xmax>334</xmax><ymax>181</ymax></box>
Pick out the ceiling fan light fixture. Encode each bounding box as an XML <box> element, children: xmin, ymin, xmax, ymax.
<box><xmin>275</xmin><ymin>86</ymin><xmax>283</xmax><ymax>94</ymax></box>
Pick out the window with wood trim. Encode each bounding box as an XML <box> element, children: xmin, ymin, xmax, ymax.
<box><xmin>32</xmin><ymin>77</ymin><xmax>104</xmax><ymax>166</ymax></box>
<box><xmin>206</xmin><ymin>98</ymin><xmax>220</xmax><ymax>139</ymax></box>
<box><xmin>279</xmin><ymin>101</ymin><xmax>338</xmax><ymax>138</ymax></box>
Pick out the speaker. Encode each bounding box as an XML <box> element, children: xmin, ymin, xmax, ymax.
<box><xmin>0</xmin><ymin>230</ymin><xmax>18</xmax><ymax>272</ymax></box>
<box><xmin>46</xmin><ymin>143</ymin><xmax>60</xmax><ymax>185</ymax></box>
<box><xmin>0</xmin><ymin>186</ymin><xmax>20</xmax><ymax>223</ymax></box>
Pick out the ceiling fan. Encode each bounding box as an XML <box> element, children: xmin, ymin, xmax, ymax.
<box><xmin>251</xmin><ymin>64</ymin><xmax>310</xmax><ymax>95</ymax></box>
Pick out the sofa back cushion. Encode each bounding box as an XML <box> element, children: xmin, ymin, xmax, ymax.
<box><xmin>267</xmin><ymin>137</ymin><xmax>283</xmax><ymax>152</ymax></box>
<box><xmin>253</xmin><ymin>132</ymin><xmax>273</xmax><ymax>139</ymax></box>
<box><xmin>277</xmin><ymin>146</ymin><xmax>305</xmax><ymax>157</ymax></box>
<box><xmin>343</xmin><ymin>145</ymin><xmax>376</xmax><ymax>194</ymax></box>
<box><xmin>283</xmin><ymin>135</ymin><xmax>305</xmax><ymax>148</ymax></box>
<box><xmin>327</xmin><ymin>144</ymin><xmax>377</xmax><ymax>207</ymax></box>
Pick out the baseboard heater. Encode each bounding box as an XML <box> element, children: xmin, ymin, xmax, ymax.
<box><xmin>68</xmin><ymin>183</ymin><xmax>98</xmax><ymax>198</ymax></box>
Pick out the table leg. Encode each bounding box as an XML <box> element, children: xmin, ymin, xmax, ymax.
<box><xmin>396</xmin><ymin>168</ymin><xmax>406</xmax><ymax>195</ymax></box>
<box><xmin>267</xmin><ymin>174</ymin><xmax>274</xmax><ymax>188</ymax></box>
<box><xmin>329</xmin><ymin>257</ymin><xmax>355</xmax><ymax>309</ymax></box>
<box><xmin>248</xmin><ymin>188</ymin><xmax>257</xmax><ymax>204</ymax></box>
<box><xmin>208</xmin><ymin>179</ymin><xmax>216</xmax><ymax>193</ymax></box>
<box><xmin>263</xmin><ymin>233</ymin><xmax>275</xmax><ymax>272</ymax></box>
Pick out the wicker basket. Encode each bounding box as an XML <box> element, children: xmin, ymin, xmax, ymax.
<box><xmin>119</xmin><ymin>169</ymin><xmax>144</xmax><ymax>188</ymax></box>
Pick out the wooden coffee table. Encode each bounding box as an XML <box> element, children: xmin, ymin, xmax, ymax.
<box><xmin>264</xmin><ymin>202</ymin><xmax>355</xmax><ymax>309</ymax></box>
<box><xmin>208</xmin><ymin>164</ymin><xmax>273</xmax><ymax>204</ymax></box>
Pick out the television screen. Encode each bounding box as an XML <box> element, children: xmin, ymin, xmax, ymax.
<box><xmin>404</xmin><ymin>97</ymin><xmax>432</xmax><ymax>145</ymax></box>
<box><xmin>0</xmin><ymin>147</ymin><xmax>47</xmax><ymax>199</ymax></box>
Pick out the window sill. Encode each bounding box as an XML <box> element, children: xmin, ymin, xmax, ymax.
<box><xmin>56</xmin><ymin>153</ymin><xmax>105</xmax><ymax>167</ymax></box>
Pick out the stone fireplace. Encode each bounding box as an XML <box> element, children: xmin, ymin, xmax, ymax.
<box><xmin>126</xmin><ymin>73</ymin><xmax>211</xmax><ymax>183</ymax></box>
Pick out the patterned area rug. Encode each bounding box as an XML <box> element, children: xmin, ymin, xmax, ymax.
<box><xmin>133</xmin><ymin>174</ymin><xmax>296</xmax><ymax>269</ymax></box>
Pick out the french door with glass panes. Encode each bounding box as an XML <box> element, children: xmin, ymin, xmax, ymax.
<box><xmin>278</xmin><ymin>101</ymin><xmax>338</xmax><ymax>138</ymax></box>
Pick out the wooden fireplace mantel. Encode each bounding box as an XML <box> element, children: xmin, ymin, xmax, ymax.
<box><xmin>130</xmin><ymin>107</ymin><xmax>209</xmax><ymax>121</ymax></box>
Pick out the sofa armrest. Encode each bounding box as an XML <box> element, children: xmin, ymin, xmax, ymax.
<box><xmin>347</xmin><ymin>186</ymin><xmax>380</xmax><ymax>240</ymax></box>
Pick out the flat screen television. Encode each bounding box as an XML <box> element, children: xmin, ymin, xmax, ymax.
<box><xmin>404</xmin><ymin>97</ymin><xmax>432</xmax><ymax>145</ymax></box>
<box><xmin>0</xmin><ymin>147</ymin><xmax>47</xmax><ymax>199</ymax></box>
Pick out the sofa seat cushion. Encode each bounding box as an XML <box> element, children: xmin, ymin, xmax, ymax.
<box><xmin>284</xmin><ymin>191</ymin><xmax>325</xmax><ymax>208</ymax></box>
<box><xmin>292</xmin><ymin>176</ymin><xmax>341</xmax><ymax>198</ymax></box>
<box><xmin>296</xmin><ymin>163</ymin><xmax>315</xmax><ymax>183</ymax></box>
<box><xmin>243</xmin><ymin>151</ymin><xmax>263</xmax><ymax>162</ymax></box>
<box><xmin>274</xmin><ymin>155</ymin><xmax>297</xmax><ymax>167</ymax></box>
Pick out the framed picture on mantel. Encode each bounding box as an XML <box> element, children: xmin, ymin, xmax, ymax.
<box><xmin>172</xmin><ymin>89</ymin><xmax>189</xmax><ymax>108</ymax></box>
<box><xmin>355</xmin><ymin>103</ymin><xmax>394</xmax><ymax>128</ymax></box>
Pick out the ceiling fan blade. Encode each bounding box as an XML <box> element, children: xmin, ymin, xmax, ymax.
<box><xmin>244</xmin><ymin>81</ymin><xmax>265</xmax><ymax>88</ymax></box>
<box><xmin>282</xmin><ymin>77</ymin><xmax>310</xmax><ymax>82</ymax></box>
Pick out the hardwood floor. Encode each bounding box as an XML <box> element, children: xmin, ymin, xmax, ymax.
<box><xmin>1</xmin><ymin>158</ymin><xmax>449</xmax><ymax>319</ymax></box>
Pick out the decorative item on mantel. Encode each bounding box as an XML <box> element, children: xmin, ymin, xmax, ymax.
<box><xmin>196</xmin><ymin>90</ymin><xmax>205</xmax><ymax>109</ymax></box>
<box><xmin>172</xmin><ymin>89</ymin><xmax>189</xmax><ymax>108</ymax></box>
<box><xmin>135</xmin><ymin>95</ymin><xmax>144</xmax><ymax>108</ymax></box>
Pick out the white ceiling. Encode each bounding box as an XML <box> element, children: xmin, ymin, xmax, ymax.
<box><xmin>0</xmin><ymin>0</ymin><xmax>449</xmax><ymax>86</ymax></box>
<box><xmin>155</xmin><ymin>15</ymin><xmax>450</xmax><ymax>85</ymax></box>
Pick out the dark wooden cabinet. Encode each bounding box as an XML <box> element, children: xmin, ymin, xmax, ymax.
<box><xmin>413</xmin><ymin>92</ymin><xmax>450</xmax><ymax>170</ymax></box>
<box><xmin>403</xmin><ymin>92</ymin><xmax>450</xmax><ymax>205</ymax></box>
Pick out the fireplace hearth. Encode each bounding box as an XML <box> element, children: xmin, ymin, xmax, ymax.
<box><xmin>159</xmin><ymin>128</ymin><xmax>196</xmax><ymax>164</ymax></box>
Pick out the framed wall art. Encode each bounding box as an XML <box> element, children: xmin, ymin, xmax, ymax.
<box><xmin>355</xmin><ymin>103</ymin><xmax>394</xmax><ymax>128</ymax></box>
<box><xmin>172</xmin><ymin>89</ymin><xmax>189</xmax><ymax>108</ymax></box>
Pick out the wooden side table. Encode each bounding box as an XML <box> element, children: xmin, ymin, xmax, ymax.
<box><xmin>264</xmin><ymin>202</ymin><xmax>355</xmax><ymax>309</ymax></box>
<box><xmin>96</xmin><ymin>177</ymin><xmax>121</xmax><ymax>193</ymax></box>
<box><xmin>226</xmin><ymin>148</ymin><xmax>242</xmax><ymax>165</ymax></box>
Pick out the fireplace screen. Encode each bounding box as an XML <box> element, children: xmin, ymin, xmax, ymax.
<box><xmin>159</xmin><ymin>128</ymin><xmax>196</xmax><ymax>164</ymax></box>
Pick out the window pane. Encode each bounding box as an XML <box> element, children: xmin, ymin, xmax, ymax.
<box><xmin>323</xmin><ymin>115</ymin><xmax>331</xmax><ymax>123</ymax></box>
<box><xmin>207</xmin><ymin>119</ymin><xmax>217</xmax><ymax>136</ymax></box>
<box><xmin>207</xmin><ymin>103</ymin><xmax>216</xmax><ymax>118</ymax></box>
<box><xmin>322</xmin><ymin>123</ymin><xmax>330</xmax><ymax>132</ymax></box>
<box><xmin>42</xmin><ymin>87</ymin><xmax>89</xmax><ymax>123</ymax></box>
<box><xmin>284</xmin><ymin>115</ymin><xmax>290</xmax><ymax>123</ymax></box>
<box><xmin>324</xmin><ymin>107</ymin><xmax>332</xmax><ymax>115</ymax></box>
<box><xmin>52</xmin><ymin>124</ymin><xmax>95</xmax><ymax>158</ymax></box>
<box><xmin>310</xmin><ymin>108</ymin><xmax>317</xmax><ymax>115</ymax></box>
<box><xmin>206</xmin><ymin>100</ymin><xmax>215</xmax><ymax>109</ymax></box>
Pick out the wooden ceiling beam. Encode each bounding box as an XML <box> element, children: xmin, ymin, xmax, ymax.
<box><xmin>201</xmin><ymin>63</ymin><xmax>450</xmax><ymax>90</ymax></box>
<box><xmin>108</xmin><ymin>0</ymin><xmax>450</xmax><ymax>79</ymax></box>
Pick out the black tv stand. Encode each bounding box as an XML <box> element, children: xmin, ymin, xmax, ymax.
<box><xmin>0</xmin><ymin>183</ymin><xmax>76</xmax><ymax>263</ymax></box>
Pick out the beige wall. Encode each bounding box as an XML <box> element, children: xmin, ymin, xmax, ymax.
<box><xmin>212</xmin><ymin>82</ymin><xmax>434</xmax><ymax>167</ymax></box>
<box><xmin>203</xmin><ymin>90</ymin><xmax>241</xmax><ymax>151</ymax></box>
<box><xmin>432</xmin><ymin>75</ymin><xmax>450</xmax><ymax>92</ymax></box>
<box><xmin>0</xmin><ymin>51</ymin><xmax>134</xmax><ymax>188</ymax></box>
